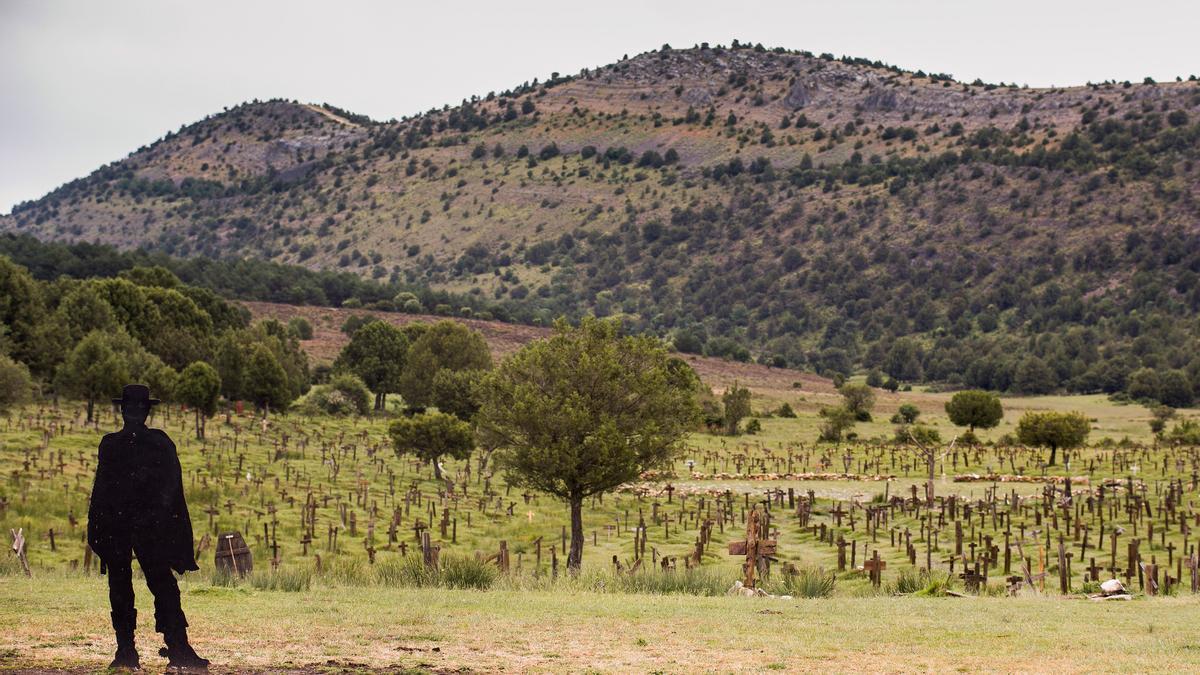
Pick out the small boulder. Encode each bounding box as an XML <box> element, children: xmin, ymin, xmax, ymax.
<box><xmin>1101</xmin><ymin>579</ymin><xmax>1126</xmax><ymax>595</ymax></box>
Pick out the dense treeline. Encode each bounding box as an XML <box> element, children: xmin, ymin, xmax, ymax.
<box><xmin>0</xmin><ymin>254</ymin><xmax>310</xmax><ymax>423</ymax></box>
<box><xmin>0</xmin><ymin>233</ymin><xmax>503</xmax><ymax>318</ymax></box>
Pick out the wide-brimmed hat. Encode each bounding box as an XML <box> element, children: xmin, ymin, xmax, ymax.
<box><xmin>112</xmin><ymin>383</ymin><xmax>160</xmax><ymax>405</ymax></box>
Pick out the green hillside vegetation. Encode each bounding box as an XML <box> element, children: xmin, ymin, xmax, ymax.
<box><xmin>3</xmin><ymin>43</ymin><xmax>1200</xmax><ymax>405</ymax></box>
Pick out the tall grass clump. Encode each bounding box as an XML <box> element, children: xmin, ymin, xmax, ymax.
<box><xmin>374</xmin><ymin>554</ymin><xmax>437</xmax><ymax>587</ymax></box>
<box><xmin>604</xmin><ymin>567</ymin><xmax>730</xmax><ymax>596</ymax></box>
<box><xmin>248</xmin><ymin>566</ymin><xmax>312</xmax><ymax>592</ymax></box>
<box><xmin>769</xmin><ymin>566</ymin><xmax>836</xmax><ymax>598</ymax></box>
<box><xmin>209</xmin><ymin>566</ymin><xmax>239</xmax><ymax>587</ymax></box>
<box><xmin>438</xmin><ymin>554</ymin><xmax>498</xmax><ymax>590</ymax></box>
<box><xmin>889</xmin><ymin>567</ymin><xmax>956</xmax><ymax>596</ymax></box>
<box><xmin>324</xmin><ymin>556</ymin><xmax>372</xmax><ymax>586</ymax></box>
<box><xmin>371</xmin><ymin>554</ymin><xmax>495</xmax><ymax>590</ymax></box>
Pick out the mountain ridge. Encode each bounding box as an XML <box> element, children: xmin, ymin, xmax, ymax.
<box><xmin>4</xmin><ymin>43</ymin><xmax>1200</xmax><ymax>398</ymax></box>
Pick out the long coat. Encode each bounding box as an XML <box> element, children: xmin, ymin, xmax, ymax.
<box><xmin>87</xmin><ymin>425</ymin><xmax>199</xmax><ymax>574</ymax></box>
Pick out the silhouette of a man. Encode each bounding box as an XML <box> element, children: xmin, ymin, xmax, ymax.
<box><xmin>88</xmin><ymin>384</ymin><xmax>209</xmax><ymax>669</ymax></box>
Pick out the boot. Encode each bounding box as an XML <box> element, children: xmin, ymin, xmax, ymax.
<box><xmin>109</xmin><ymin>611</ymin><xmax>140</xmax><ymax>670</ymax></box>
<box><xmin>162</xmin><ymin>628</ymin><xmax>208</xmax><ymax>669</ymax></box>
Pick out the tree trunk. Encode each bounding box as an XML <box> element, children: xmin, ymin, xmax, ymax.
<box><xmin>195</xmin><ymin>409</ymin><xmax>203</xmax><ymax>440</ymax></box>
<box><xmin>86</xmin><ymin>397</ymin><xmax>94</xmax><ymax>423</ymax></box>
<box><xmin>1048</xmin><ymin>444</ymin><xmax>1058</xmax><ymax>466</ymax></box>
<box><xmin>432</xmin><ymin>456</ymin><xmax>442</xmax><ymax>480</ymax></box>
<box><xmin>567</xmin><ymin>495</ymin><xmax>584</xmax><ymax>572</ymax></box>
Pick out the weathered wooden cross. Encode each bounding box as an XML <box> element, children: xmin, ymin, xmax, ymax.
<box><xmin>728</xmin><ymin>506</ymin><xmax>776</xmax><ymax>588</ymax></box>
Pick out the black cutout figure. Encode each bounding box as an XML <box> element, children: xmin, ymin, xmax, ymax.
<box><xmin>88</xmin><ymin>384</ymin><xmax>209</xmax><ymax>670</ymax></box>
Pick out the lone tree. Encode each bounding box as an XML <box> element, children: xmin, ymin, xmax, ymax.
<box><xmin>1016</xmin><ymin>411</ymin><xmax>1090</xmax><ymax>467</ymax></box>
<box><xmin>335</xmin><ymin>320</ymin><xmax>408</xmax><ymax>411</ymax></box>
<box><xmin>945</xmin><ymin>390</ymin><xmax>1003</xmax><ymax>437</ymax></box>
<box><xmin>389</xmin><ymin>411</ymin><xmax>475</xmax><ymax>481</ymax></box>
<box><xmin>476</xmin><ymin>318</ymin><xmax>700</xmax><ymax>572</ymax></box>
<box><xmin>722</xmin><ymin>381</ymin><xmax>751</xmax><ymax>435</ymax></box>
<box><xmin>839</xmin><ymin>382</ymin><xmax>876</xmax><ymax>421</ymax></box>
<box><xmin>176</xmin><ymin>362</ymin><xmax>221</xmax><ymax>440</ymax></box>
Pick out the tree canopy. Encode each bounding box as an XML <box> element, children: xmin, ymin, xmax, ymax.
<box><xmin>476</xmin><ymin>317</ymin><xmax>700</xmax><ymax>570</ymax></box>
<box><xmin>945</xmin><ymin>390</ymin><xmax>1004</xmax><ymax>433</ymax></box>
<box><xmin>1016</xmin><ymin>411</ymin><xmax>1090</xmax><ymax>466</ymax></box>
<box><xmin>389</xmin><ymin>410</ymin><xmax>475</xmax><ymax>480</ymax></box>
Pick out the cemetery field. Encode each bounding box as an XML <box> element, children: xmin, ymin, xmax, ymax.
<box><xmin>4</xmin><ymin>392</ymin><xmax>1200</xmax><ymax>672</ymax></box>
<box><xmin>2</xmin><ymin>575</ymin><xmax>1200</xmax><ymax>673</ymax></box>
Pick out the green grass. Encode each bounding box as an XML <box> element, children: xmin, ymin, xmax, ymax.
<box><xmin>2</xmin><ymin>575</ymin><xmax>1200</xmax><ymax>672</ymax></box>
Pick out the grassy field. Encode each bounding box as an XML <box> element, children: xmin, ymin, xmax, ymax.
<box><xmin>2</xmin><ymin>575</ymin><xmax>1200</xmax><ymax>673</ymax></box>
<box><xmin>3</xmin><ymin>389</ymin><xmax>1200</xmax><ymax>672</ymax></box>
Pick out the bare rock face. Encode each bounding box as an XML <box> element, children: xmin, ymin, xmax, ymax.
<box><xmin>683</xmin><ymin>87</ymin><xmax>714</xmax><ymax>106</ymax></box>
<box><xmin>785</xmin><ymin>80</ymin><xmax>813</xmax><ymax>108</ymax></box>
<box><xmin>862</xmin><ymin>87</ymin><xmax>900</xmax><ymax>112</ymax></box>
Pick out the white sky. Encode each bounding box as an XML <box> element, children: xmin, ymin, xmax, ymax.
<box><xmin>2</xmin><ymin>0</ymin><xmax>1197</xmax><ymax>214</ymax></box>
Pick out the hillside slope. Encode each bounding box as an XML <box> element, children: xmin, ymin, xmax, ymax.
<box><xmin>5</xmin><ymin>43</ymin><xmax>1200</xmax><ymax>397</ymax></box>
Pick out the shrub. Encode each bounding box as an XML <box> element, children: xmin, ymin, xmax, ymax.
<box><xmin>287</xmin><ymin>317</ymin><xmax>313</xmax><ymax>340</ymax></box>
<box><xmin>303</xmin><ymin>373</ymin><xmax>371</xmax><ymax>416</ymax></box>
<box><xmin>888</xmin><ymin>568</ymin><xmax>963</xmax><ymax>596</ymax></box>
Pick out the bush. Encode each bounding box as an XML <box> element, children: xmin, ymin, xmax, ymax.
<box><xmin>897</xmin><ymin>424</ymin><xmax>941</xmax><ymax>445</ymax></box>
<box><xmin>303</xmin><ymin>373</ymin><xmax>372</xmax><ymax>416</ymax></box>
<box><xmin>287</xmin><ymin>316</ymin><xmax>313</xmax><ymax>340</ymax></box>
<box><xmin>775</xmin><ymin>402</ymin><xmax>796</xmax><ymax>418</ymax></box>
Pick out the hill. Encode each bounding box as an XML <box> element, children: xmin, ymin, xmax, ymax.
<box><xmin>4</xmin><ymin>43</ymin><xmax>1200</xmax><ymax>401</ymax></box>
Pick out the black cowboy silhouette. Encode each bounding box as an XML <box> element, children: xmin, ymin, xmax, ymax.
<box><xmin>88</xmin><ymin>384</ymin><xmax>208</xmax><ymax>669</ymax></box>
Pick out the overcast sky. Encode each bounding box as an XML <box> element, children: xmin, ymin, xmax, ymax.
<box><xmin>2</xmin><ymin>0</ymin><xmax>1197</xmax><ymax>214</ymax></box>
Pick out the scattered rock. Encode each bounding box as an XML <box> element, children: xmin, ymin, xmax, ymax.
<box><xmin>1101</xmin><ymin>579</ymin><xmax>1126</xmax><ymax>595</ymax></box>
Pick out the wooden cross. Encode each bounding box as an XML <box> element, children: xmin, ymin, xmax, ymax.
<box><xmin>727</xmin><ymin>506</ymin><xmax>776</xmax><ymax>588</ymax></box>
<box><xmin>863</xmin><ymin>552</ymin><xmax>886</xmax><ymax>588</ymax></box>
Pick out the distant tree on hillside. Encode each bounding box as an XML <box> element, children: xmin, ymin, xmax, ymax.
<box><xmin>945</xmin><ymin>390</ymin><xmax>1003</xmax><ymax>435</ymax></box>
<box><xmin>722</xmin><ymin>381</ymin><xmax>752</xmax><ymax>434</ymax></box>
<box><xmin>397</xmin><ymin>321</ymin><xmax>491</xmax><ymax>409</ymax></box>
<box><xmin>335</xmin><ymin>321</ymin><xmax>408</xmax><ymax>411</ymax></box>
<box><xmin>56</xmin><ymin>331</ymin><xmax>130</xmax><ymax>423</ymax></box>
<box><xmin>176</xmin><ymin>361</ymin><xmax>220</xmax><ymax>439</ymax></box>
<box><xmin>1016</xmin><ymin>411</ymin><xmax>1090</xmax><ymax>467</ymax></box>
<box><xmin>839</xmin><ymin>382</ymin><xmax>876</xmax><ymax>421</ymax></box>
